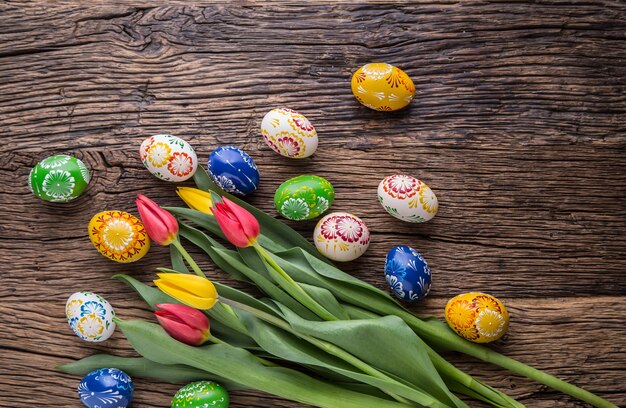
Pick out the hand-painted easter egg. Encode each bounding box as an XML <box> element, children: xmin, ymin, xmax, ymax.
<box><xmin>171</xmin><ymin>381</ymin><xmax>229</xmax><ymax>408</ymax></box>
<box><xmin>66</xmin><ymin>291</ymin><xmax>116</xmax><ymax>342</ymax></box>
<box><xmin>378</xmin><ymin>175</ymin><xmax>438</xmax><ymax>223</ymax></box>
<box><xmin>88</xmin><ymin>211</ymin><xmax>150</xmax><ymax>263</ymax></box>
<box><xmin>445</xmin><ymin>293</ymin><xmax>509</xmax><ymax>343</ymax></box>
<box><xmin>140</xmin><ymin>134</ymin><xmax>198</xmax><ymax>182</ymax></box>
<box><xmin>78</xmin><ymin>368</ymin><xmax>133</xmax><ymax>408</ymax></box>
<box><xmin>385</xmin><ymin>246</ymin><xmax>431</xmax><ymax>302</ymax></box>
<box><xmin>260</xmin><ymin>108</ymin><xmax>318</xmax><ymax>158</ymax></box>
<box><xmin>274</xmin><ymin>175</ymin><xmax>334</xmax><ymax>221</ymax></box>
<box><xmin>208</xmin><ymin>146</ymin><xmax>260</xmax><ymax>196</ymax></box>
<box><xmin>313</xmin><ymin>212</ymin><xmax>370</xmax><ymax>262</ymax></box>
<box><xmin>351</xmin><ymin>63</ymin><xmax>415</xmax><ymax>111</ymax></box>
<box><xmin>29</xmin><ymin>155</ymin><xmax>90</xmax><ymax>202</ymax></box>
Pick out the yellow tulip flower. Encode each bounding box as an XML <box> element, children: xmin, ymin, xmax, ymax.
<box><xmin>176</xmin><ymin>187</ymin><xmax>213</xmax><ymax>215</ymax></box>
<box><xmin>154</xmin><ymin>273</ymin><xmax>218</xmax><ymax>310</ymax></box>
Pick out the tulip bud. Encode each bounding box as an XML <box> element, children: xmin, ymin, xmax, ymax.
<box><xmin>154</xmin><ymin>273</ymin><xmax>218</xmax><ymax>310</ymax></box>
<box><xmin>176</xmin><ymin>187</ymin><xmax>214</xmax><ymax>215</ymax></box>
<box><xmin>136</xmin><ymin>194</ymin><xmax>179</xmax><ymax>246</ymax></box>
<box><xmin>212</xmin><ymin>197</ymin><xmax>260</xmax><ymax>248</ymax></box>
<box><xmin>154</xmin><ymin>303</ymin><xmax>210</xmax><ymax>346</ymax></box>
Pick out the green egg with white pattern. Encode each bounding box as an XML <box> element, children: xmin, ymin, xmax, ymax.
<box><xmin>29</xmin><ymin>155</ymin><xmax>90</xmax><ymax>202</ymax></box>
<box><xmin>274</xmin><ymin>175</ymin><xmax>335</xmax><ymax>221</ymax></box>
<box><xmin>171</xmin><ymin>381</ymin><xmax>229</xmax><ymax>408</ymax></box>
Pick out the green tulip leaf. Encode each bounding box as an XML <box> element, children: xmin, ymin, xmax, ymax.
<box><xmin>170</xmin><ymin>244</ymin><xmax>190</xmax><ymax>273</ymax></box>
<box><xmin>274</xmin><ymin>304</ymin><xmax>465</xmax><ymax>408</ymax></box>
<box><xmin>177</xmin><ymin>222</ymin><xmax>250</xmax><ymax>282</ymax></box>
<box><xmin>298</xmin><ymin>283</ymin><xmax>349</xmax><ymax>321</ymax></box>
<box><xmin>237</xmin><ymin>309</ymin><xmax>455</xmax><ymax>408</ymax></box>
<box><xmin>115</xmin><ymin>318</ymin><xmax>413</xmax><ymax>408</ymax></box>
<box><xmin>57</xmin><ymin>354</ymin><xmax>243</xmax><ymax>389</ymax></box>
<box><xmin>214</xmin><ymin>246</ymin><xmax>319</xmax><ymax>320</ymax></box>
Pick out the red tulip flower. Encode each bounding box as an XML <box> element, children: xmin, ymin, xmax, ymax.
<box><xmin>213</xmin><ymin>197</ymin><xmax>260</xmax><ymax>248</ymax></box>
<box><xmin>136</xmin><ymin>194</ymin><xmax>179</xmax><ymax>246</ymax></box>
<box><xmin>154</xmin><ymin>303</ymin><xmax>210</xmax><ymax>346</ymax></box>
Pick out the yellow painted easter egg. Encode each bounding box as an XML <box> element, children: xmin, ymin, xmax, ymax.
<box><xmin>444</xmin><ymin>292</ymin><xmax>509</xmax><ymax>343</ymax></box>
<box><xmin>351</xmin><ymin>63</ymin><xmax>415</xmax><ymax>111</ymax></box>
<box><xmin>88</xmin><ymin>211</ymin><xmax>150</xmax><ymax>263</ymax></box>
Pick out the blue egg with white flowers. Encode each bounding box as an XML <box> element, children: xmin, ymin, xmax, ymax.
<box><xmin>385</xmin><ymin>245</ymin><xmax>431</xmax><ymax>302</ymax></box>
<box><xmin>208</xmin><ymin>146</ymin><xmax>260</xmax><ymax>196</ymax></box>
<box><xmin>78</xmin><ymin>368</ymin><xmax>134</xmax><ymax>408</ymax></box>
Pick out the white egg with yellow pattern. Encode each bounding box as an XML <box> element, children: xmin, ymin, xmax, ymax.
<box><xmin>65</xmin><ymin>291</ymin><xmax>116</xmax><ymax>342</ymax></box>
<box><xmin>313</xmin><ymin>212</ymin><xmax>370</xmax><ymax>262</ymax></box>
<box><xmin>377</xmin><ymin>175</ymin><xmax>438</xmax><ymax>223</ymax></box>
<box><xmin>260</xmin><ymin>108</ymin><xmax>318</xmax><ymax>158</ymax></box>
<box><xmin>140</xmin><ymin>134</ymin><xmax>198</xmax><ymax>182</ymax></box>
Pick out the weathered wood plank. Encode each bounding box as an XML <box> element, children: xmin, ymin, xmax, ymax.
<box><xmin>2</xmin><ymin>146</ymin><xmax>625</xmax><ymax>297</ymax></box>
<box><xmin>0</xmin><ymin>2</ymin><xmax>624</xmax><ymax>407</ymax></box>
<box><xmin>1</xmin><ymin>297</ymin><xmax>624</xmax><ymax>407</ymax></box>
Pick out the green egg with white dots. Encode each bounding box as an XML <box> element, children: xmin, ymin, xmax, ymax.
<box><xmin>29</xmin><ymin>155</ymin><xmax>90</xmax><ymax>202</ymax></box>
<box><xmin>274</xmin><ymin>175</ymin><xmax>335</xmax><ymax>221</ymax></box>
<box><xmin>171</xmin><ymin>381</ymin><xmax>229</xmax><ymax>408</ymax></box>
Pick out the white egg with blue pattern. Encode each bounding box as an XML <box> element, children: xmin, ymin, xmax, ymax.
<box><xmin>65</xmin><ymin>291</ymin><xmax>116</xmax><ymax>342</ymax></box>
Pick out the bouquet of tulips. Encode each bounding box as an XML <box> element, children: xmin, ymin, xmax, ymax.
<box><xmin>60</xmin><ymin>167</ymin><xmax>617</xmax><ymax>408</ymax></box>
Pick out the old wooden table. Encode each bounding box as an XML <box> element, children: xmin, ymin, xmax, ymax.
<box><xmin>1</xmin><ymin>2</ymin><xmax>624</xmax><ymax>407</ymax></box>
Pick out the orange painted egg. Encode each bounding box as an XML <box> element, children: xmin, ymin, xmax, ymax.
<box><xmin>351</xmin><ymin>63</ymin><xmax>415</xmax><ymax>111</ymax></box>
<box><xmin>88</xmin><ymin>211</ymin><xmax>150</xmax><ymax>263</ymax></box>
<box><xmin>444</xmin><ymin>292</ymin><xmax>509</xmax><ymax>343</ymax></box>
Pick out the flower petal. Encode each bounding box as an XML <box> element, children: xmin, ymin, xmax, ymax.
<box><xmin>155</xmin><ymin>313</ymin><xmax>208</xmax><ymax>345</ymax></box>
<box><xmin>136</xmin><ymin>194</ymin><xmax>179</xmax><ymax>245</ymax></box>
<box><xmin>156</xmin><ymin>273</ymin><xmax>217</xmax><ymax>299</ymax></box>
<box><xmin>154</xmin><ymin>279</ymin><xmax>217</xmax><ymax>310</ymax></box>
<box><xmin>213</xmin><ymin>204</ymin><xmax>251</xmax><ymax>247</ymax></box>
<box><xmin>155</xmin><ymin>303</ymin><xmax>209</xmax><ymax>331</ymax></box>
<box><xmin>222</xmin><ymin>197</ymin><xmax>260</xmax><ymax>242</ymax></box>
<box><xmin>176</xmin><ymin>187</ymin><xmax>213</xmax><ymax>215</ymax></box>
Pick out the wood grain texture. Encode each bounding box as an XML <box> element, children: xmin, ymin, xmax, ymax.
<box><xmin>0</xmin><ymin>2</ymin><xmax>625</xmax><ymax>407</ymax></box>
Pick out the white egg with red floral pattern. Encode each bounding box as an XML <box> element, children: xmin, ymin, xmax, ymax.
<box><xmin>140</xmin><ymin>134</ymin><xmax>198</xmax><ymax>182</ymax></box>
<box><xmin>313</xmin><ymin>212</ymin><xmax>370</xmax><ymax>262</ymax></box>
<box><xmin>260</xmin><ymin>108</ymin><xmax>318</xmax><ymax>159</ymax></box>
<box><xmin>65</xmin><ymin>291</ymin><xmax>116</xmax><ymax>342</ymax></box>
<box><xmin>377</xmin><ymin>175</ymin><xmax>438</xmax><ymax>223</ymax></box>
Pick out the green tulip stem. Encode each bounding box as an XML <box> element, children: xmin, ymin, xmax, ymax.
<box><xmin>220</xmin><ymin>297</ymin><xmax>449</xmax><ymax>408</ymax></box>
<box><xmin>397</xmin><ymin>311</ymin><xmax>619</xmax><ymax>408</ymax></box>
<box><xmin>253</xmin><ymin>243</ymin><xmax>338</xmax><ymax>322</ymax></box>
<box><xmin>172</xmin><ymin>238</ymin><xmax>206</xmax><ymax>279</ymax></box>
<box><xmin>343</xmin><ymin>304</ymin><xmax>523</xmax><ymax>408</ymax></box>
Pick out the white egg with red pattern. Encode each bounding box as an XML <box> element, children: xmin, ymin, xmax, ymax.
<box><xmin>377</xmin><ymin>175</ymin><xmax>438</xmax><ymax>223</ymax></box>
<box><xmin>313</xmin><ymin>212</ymin><xmax>370</xmax><ymax>262</ymax></box>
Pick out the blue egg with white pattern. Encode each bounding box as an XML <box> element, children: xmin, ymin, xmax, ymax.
<box><xmin>208</xmin><ymin>146</ymin><xmax>260</xmax><ymax>196</ymax></box>
<box><xmin>78</xmin><ymin>368</ymin><xmax>133</xmax><ymax>408</ymax></box>
<box><xmin>385</xmin><ymin>245</ymin><xmax>431</xmax><ymax>302</ymax></box>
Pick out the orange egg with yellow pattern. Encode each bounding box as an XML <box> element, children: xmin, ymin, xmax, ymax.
<box><xmin>351</xmin><ymin>63</ymin><xmax>415</xmax><ymax>111</ymax></box>
<box><xmin>444</xmin><ymin>292</ymin><xmax>509</xmax><ymax>343</ymax></box>
<box><xmin>88</xmin><ymin>210</ymin><xmax>150</xmax><ymax>263</ymax></box>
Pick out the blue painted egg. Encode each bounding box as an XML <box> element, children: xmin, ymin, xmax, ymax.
<box><xmin>208</xmin><ymin>146</ymin><xmax>260</xmax><ymax>196</ymax></box>
<box><xmin>78</xmin><ymin>368</ymin><xmax>133</xmax><ymax>408</ymax></box>
<box><xmin>384</xmin><ymin>245</ymin><xmax>431</xmax><ymax>302</ymax></box>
